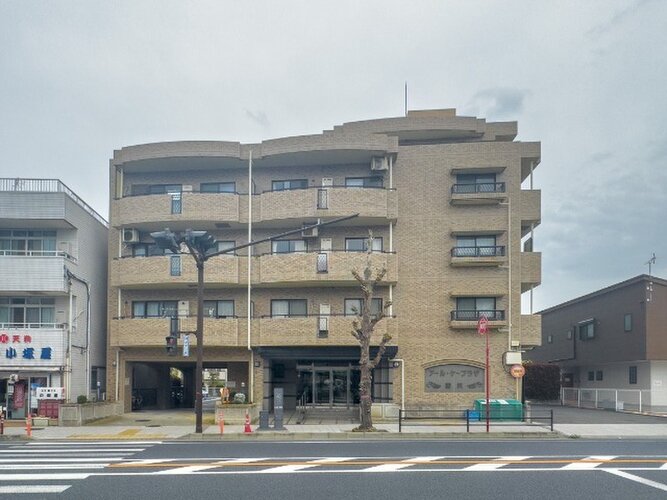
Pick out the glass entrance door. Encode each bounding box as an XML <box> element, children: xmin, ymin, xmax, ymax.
<box><xmin>297</xmin><ymin>364</ymin><xmax>358</xmax><ymax>408</ymax></box>
<box><xmin>332</xmin><ymin>370</ymin><xmax>348</xmax><ymax>405</ymax></box>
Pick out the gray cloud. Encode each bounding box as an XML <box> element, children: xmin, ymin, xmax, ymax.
<box><xmin>465</xmin><ymin>88</ymin><xmax>530</xmax><ymax>121</ymax></box>
<box><xmin>245</xmin><ymin>109</ymin><xmax>270</xmax><ymax>129</ymax></box>
<box><xmin>587</xmin><ymin>0</ymin><xmax>658</xmax><ymax>38</ymax></box>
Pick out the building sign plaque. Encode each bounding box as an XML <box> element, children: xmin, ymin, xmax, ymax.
<box><xmin>425</xmin><ymin>364</ymin><xmax>484</xmax><ymax>393</ymax></box>
<box><xmin>0</xmin><ymin>328</ymin><xmax>64</xmax><ymax>368</ymax></box>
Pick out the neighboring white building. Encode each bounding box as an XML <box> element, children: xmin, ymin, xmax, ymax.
<box><xmin>0</xmin><ymin>178</ymin><xmax>108</xmax><ymax>418</ymax></box>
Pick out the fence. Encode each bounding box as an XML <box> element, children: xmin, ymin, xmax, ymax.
<box><xmin>398</xmin><ymin>408</ymin><xmax>553</xmax><ymax>432</ymax></box>
<box><xmin>561</xmin><ymin>387</ymin><xmax>667</xmax><ymax>413</ymax></box>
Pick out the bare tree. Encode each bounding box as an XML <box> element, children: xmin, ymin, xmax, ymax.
<box><xmin>351</xmin><ymin>233</ymin><xmax>392</xmax><ymax>431</ymax></box>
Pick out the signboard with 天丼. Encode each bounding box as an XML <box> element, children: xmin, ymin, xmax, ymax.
<box><xmin>0</xmin><ymin>329</ymin><xmax>64</xmax><ymax>368</ymax></box>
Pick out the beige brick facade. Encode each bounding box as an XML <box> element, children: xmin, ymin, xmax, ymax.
<box><xmin>107</xmin><ymin>109</ymin><xmax>542</xmax><ymax>412</ymax></box>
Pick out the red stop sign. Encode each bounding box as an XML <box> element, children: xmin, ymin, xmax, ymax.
<box><xmin>477</xmin><ymin>315</ymin><xmax>489</xmax><ymax>335</ymax></box>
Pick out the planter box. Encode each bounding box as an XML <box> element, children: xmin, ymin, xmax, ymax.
<box><xmin>32</xmin><ymin>417</ymin><xmax>50</xmax><ymax>427</ymax></box>
<box><xmin>58</xmin><ymin>402</ymin><xmax>124</xmax><ymax>427</ymax></box>
<box><xmin>215</xmin><ymin>403</ymin><xmax>260</xmax><ymax>424</ymax></box>
<box><xmin>370</xmin><ymin>403</ymin><xmax>400</xmax><ymax>422</ymax></box>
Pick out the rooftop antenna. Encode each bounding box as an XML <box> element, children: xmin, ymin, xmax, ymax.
<box><xmin>646</xmin><ymin>253</ymin><xmax>656</xmax><ymax>276</ymax></box>
<box><xmin>645</xmin><ymin>253</ymin><xmax>656</xmax><ymax>303</ymax></box>
<box><xmin>404</xmin><ymin>81</ymin><xmax>408</xmax><ymax>117</ymax></box>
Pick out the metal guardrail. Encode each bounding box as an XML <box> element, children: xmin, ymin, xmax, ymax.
<box><xmin>450</xmin><ymin>310</ymin><xmax>505</xmax><ymax>321</ymax></box>
<box><xmin>398</xmin><ymin>408</ymin><xmax>553</xmax><ymax>432</ymax></box>
<box><xmin>0</xmin><ymin>178</ymin><xmax>108</xmax><ymax>227</ymax></box>
<box><xmin>451</xmin><ymin>246</ymin><xmax>505</xmax><ymax>257</ymax></box>
<box><xmin>451</xmin><ymin>182</ymin><xmax>506</xmax><ymax>194</ymax></box>
<box><xmin>561</xmin><ymin>387</ymin><xmax>667</xmax><ymax>413</ymax></box>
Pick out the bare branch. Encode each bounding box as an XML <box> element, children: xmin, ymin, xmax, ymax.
<box><xmin>369</xmin><ymin>333</ymin><xmax>393</xmax><ymax>370</ymax></box>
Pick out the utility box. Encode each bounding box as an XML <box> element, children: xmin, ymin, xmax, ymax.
<box><xmin>474</xmin><ymin>399</ymin><xmax>523</xmax><ymax>421</ymax></box>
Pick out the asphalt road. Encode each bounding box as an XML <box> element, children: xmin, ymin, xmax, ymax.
<box><xmin>1</xmin><ymin>439</ymin><xmax>667</xmax><ymax>499</ymax></box>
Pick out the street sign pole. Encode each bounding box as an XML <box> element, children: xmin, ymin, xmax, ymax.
<box><xmin>478</xmin><ymin>315</ymin><xmax>490</xmax><ymax>433</ymax></box>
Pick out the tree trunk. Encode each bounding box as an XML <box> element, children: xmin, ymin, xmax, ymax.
<box><xmin>357</xmin><ymin>339</ymin><xmax>374</xmax><ymax>431</ymax></box>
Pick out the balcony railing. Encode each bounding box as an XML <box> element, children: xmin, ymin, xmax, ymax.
<box><xmin>451</xmin><ymin>246</ymin><xmax>505</xmax><ymax>257</ymax></box>
<box><xmin>0</xmin><ymin>323</ymin><xmax>66</xmax><ymax>329</ymax></box>
<box><xmin>451</xmin><ymin>182</ymin><xmax>505</xmax><ymax>194</ymax></box>
<box><xmin>450</xmin><ymin>310</ymin><xmax>505</xmax><ymax>321</ymax></box>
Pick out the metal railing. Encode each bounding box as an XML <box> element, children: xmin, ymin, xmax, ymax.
<box><xmin>561</xmin><ymin>387</ymin><xmax>667</xmax><ymax>413</ymax></box>
<box><xmin>316</xmin><ymin>252</ymin><xmax>328</xmax><ymax>272</ymax></box>
<box><xmin>398</xmin><ymin>408</ymin><xmax>553</xmax><ymax>432</ymax></box>
<box><xmin>0</xmin><ymin>249</ymin><xmax>74</xmax><ymax>260</ymax></box>
<box><xmin>451</xmin><ymin>182</ymin><xmax>506</xmax><ymax>194</ymax></box>
<box><xmin>450</xmin><ymin>310</ymin><xmax>505</xmax><ymax>321</ymax></box>
<box><xmin>0</xmin><ymin>178</ymin><xmax>108</xmax><ymax>227</ymax></box>
<box><xmin>0</xmin><ymin>323</ymin><xmax>66</xmax><ymax>329</ymax></box>
<box><xmin>451</xmin><ymin>246</ymin><xmax>505</xmax><ymax>257</ymax></box>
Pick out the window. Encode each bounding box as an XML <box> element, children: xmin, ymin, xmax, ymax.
<box><xmin>454</xmin><ymin>297</ymin><xmax>500</xmax><ymax>320</ymax></box>
<box><xmin>547</xmin><ymin>335</ymin><xmax>553</xmax><ymax>344</ymax></box>
<box><xmin>624</xmin><ymin>313</ymin><xmax>632</xmax><ymax>332</ymax></box>
<box><xmin>629</xmin><ymin>366</ymin><xmax>638</xmax><ymax>385</ymax></box>
<box><xmin>588</xmin><ymin>371</ymin><xmax>595</xmax><ymax>381</ymax></box>
<box><xmin>272</xmin><ymin>240</ymin><xmax>307</xmax><ymax>254</ymax></box>
<box><xmin>454</xmin><ymin>173</ymin><xmax>500</xmax><ymax>193</ymax></box>
<box><xmin>0</xmin><ymin>297</ymin><xmax>55</xmax><ymax>326</ymax></box>
<box><xmin>272</xmin><ymin>179</ymin><xmax>308</xmax><ymax>191</ymax></box>
<box><xmin>170</xmin><ymin>255</ymin><xmax>181</xmax><ymax>276</ymax></box>
<box><xmin>345</xmin><ymin>237</ymin><xmax>383</xmax><ymax>252</ymax></box>
<box><xmin>148</xmin><ymin>184</ymin><xmax>181</xmax><ymax>194</ymax></box>
<box><xmin>0</xmin><ymin>229</ymin><xmax>57</xmax><ymax>256</ymax></box>
<box><xmin>567</xmin><ymin>329</ymin><xmax>573</xmax><ymax>340</ymax></box>
<box><xmin>453</xmin><ymin>235</ymin><xmax>501</xmax><ymax>257</ymax></box>
<box><xmin>132</xmin><ymin>301</ymin><xmax>178</xmax><ymax>318</ymax></box>
<box><xmin>596</xmin><ymin>370</ymin><xmax>603</xmax><ymax>381</ymax></box>
<box><xmin>271</xmin><ymin>299</ymin><xmax>307</xmax><ymax>318</ymax></box>
<box><xmin>132</xmin><ymin>244</ymin><xmax>176</xmax><ymax>257</ymax></box>
<box><xmin>345</xmin><ymin>177</ymin><xmax>383</xmax><ymax>188</ymax></box>
<box><xmin>207</xmin><ymin>240</ymin><xmax>236</xmax><ymax>256</ymax></box>
<box><xmin>344</xmin><ymin>298</ymin><xmax>383</xmax><ymax>317</ymax></box>
<box><xmin>200</xmin><ymin>182</ymin><xmax>236</xmax><ymax>193</ymax></box>
<box><xmin>578</xmin><ymin>321</ymin><xmax>595</xmax><ymax>340</ymax></box>
<box><xmin>204</xmin><ymin>300</ymin><xmax>235</xmax><ymax>318</ymax></box>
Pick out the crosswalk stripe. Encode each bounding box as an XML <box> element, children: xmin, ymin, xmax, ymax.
<box><xmin>0</xmin><ymin>473</ymin><xmax>90</xmax><ymax>481</ymax></box>
<box><xmin>0</xmin><ymin>448</ymin><xmax>144</xmax><ymax>453</ymax></box>
<box><xmin>464</xmin><ymin>456</ymin><xmax>530</xmax><ymax>471</ymax></box>
<box><xmin>0</xmin><ymin>485</ymin><xmax>71</xmax><ymax>494</ymax></box>
<box><xmin>562</xmin><ymin>455</ymin><xmax>616</xmax><ymax>470</ymax></box>
<box><xmin>0</xmin><ymin>464</ymin><xmax>108</xmax><ymax>470</ymax></box>
<box><xmin>24</xmin><ymin>441</ymin><xmax>160</xmax><ymax>446</ymax></box>
<box><xmin>363</xmin><ymin>456</ymin><xmax>443</xmax><ymax>472</ymax></box>
<box><xmin>0</xmin><ymin>458</ymin><xmax>123</xmax><ymax>463</ymax></box>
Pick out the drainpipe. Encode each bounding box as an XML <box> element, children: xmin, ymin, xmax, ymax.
<box><xmin>67</xmin><ymin>277</ymin><xmax>73</xmax><ymax>403</ymax></box>
<box><xmin>247</xmin><ymin>149</ymin><xmax>254</xmax><ymax>402</ymax></box>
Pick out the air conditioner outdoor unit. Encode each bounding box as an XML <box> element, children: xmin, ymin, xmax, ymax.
<box><xmin>302</xmin><ymin>220</ymin><xmax>320</xmax><ymax>238</ymax></box>
<box><xmin>122</xmin><ymin>228</ymin><xmax>140</xmax><ymax>243</ymax></box>
<box><xmin>370</xmin><ymin>156</ymin><xmax>388</xmax><ymax>171</ymax></box>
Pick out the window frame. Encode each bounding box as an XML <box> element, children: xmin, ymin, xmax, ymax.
<box><xmin>272</xmin><ymin>239</ymin><xmax>307</xmax><ymax>254</ymax></box>
<box><xmin>270</xmin><ymin>299</ymin><xmax>308</xmax><ymax>318</ymax></box>
<box><xmin>344</xmin><ymin>176</ymin><xmax>384</xmax><ymax>188</ymax></box>
<box><xmin>624</xmin><ymin>313</ymin><xmax>632</xmax><ymax>332</ymax></box>
<box><xmin>271</xmin><ymin>179</ymin><xmax>308</xmax><ymax>191</ymax></box>
<box><xmin>203</xmin><ymin>300</ymin><xmax>235</xmax><ymax>318</ymax></box>
<box><xmin>629</xmin><ymin>366</ymin><xmax>638</xmax><ymax>385</ymax></box>
<box><xmin>578</xmin><ymin>320</ymin><xmax>595</xmax><ymax>340</ymax></box>
<box><xmin>345</xmin><ymin>237</ymin><xmax>383</xmax><ymax>252</ymax></box>
<box><xmin>200</xmin><ymin>182</ymin><xmax>236</xmax><ymax>193</ymax></box>
<box><xmin>344</xmin><ymin>298</ymin><xmax>383</xmax><ymax>317</ymax></box>
<box><xmin>131</xmin><ymin>300</ymin><xmax>179</xmax><ymax>318</ymax></box>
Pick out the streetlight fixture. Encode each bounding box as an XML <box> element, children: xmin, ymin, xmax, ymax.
<box><xmin>151</xmin><ymin>214</ymin><xmax>358</xmax><ymax>434</ymax></box>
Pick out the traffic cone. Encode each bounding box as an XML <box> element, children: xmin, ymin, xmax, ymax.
<box><xmin>219</xmin><ymin>415</ymin><xmax>224</xmax><ymax>435</ymax></box>
<box><xmin>243</xmin><ymin>410</ymin><xmax>252</xmax><ymax>433</ymax></box>
<box><xmin>25</xmin><ymin>415</ymin><xmax>32</xmax><ymax>438</ymax></box>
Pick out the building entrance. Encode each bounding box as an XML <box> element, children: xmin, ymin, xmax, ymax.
<box><xmin>297</xmin><ymin>364</ymin><xmax>360</xmax><ymax>408</ymax></box>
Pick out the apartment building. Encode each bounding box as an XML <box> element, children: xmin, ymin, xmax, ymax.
<box><xmin>528</xmin><ymin>275</ymin><xmax>667</xmax><ymax>410</ymax></box>
<box><xmin>108</xmin><ymin>108</ymin><xmax>542</xmax><ymax>414</ymax></box>
<box><xmin>0</xmin><ymin>178</ymin><xmax>108</xmax><ymax>418</ymax></box>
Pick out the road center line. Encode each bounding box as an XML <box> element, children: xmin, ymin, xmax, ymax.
<box><xmin>465</xmin><ymin>456</ymin><xmax>530</xmax><ymax>471</ymax></box>
<box><xmin>605</xmin><ymin>469</ymin><xmax>667</xmax><ymax>492</ymax></box>
<box><xmin>562</xmin><ymin>456</ymin><xmax>616</xmax><ymax>470</ymax></box>
<box><xmin>362</xmin><ymin>456</ymin><xmax>443</xmax><ymax>472</ymax></box>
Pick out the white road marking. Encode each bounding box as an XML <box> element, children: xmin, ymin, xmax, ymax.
<box><xmin>157</xmin><ymin>457</ymin><xmax>265</xmax><ymax>475</ymax></box>
<box><xmin>605</xmin><ymin>469</ymin><xmax>667</xmax><ymax>492</ymax></box>
<box><xmin>24</xmin><ymin>441</ymin><xmax>161</xmax><ymax>446</ymax></box>
<box><xmin>562</xmin><ymin>455</ymin><xmax>616</xmax><ymax>470</ymax></box>
<box><xmin>363</xmin><ymin>456</ymin><xmax>443</xmax><ymax>472</ymax></box>
<box><xmin>0</xmin><ymin>458</ymin><xmax>123</xmax><ymax>463</ymax></box>
<box><xmin>0</xmin><ymin>485</ymin><xmax>71</xmax><ymax>493</ymax></box>
<box><xmin>0</xmin><ymin>473</ymin><xmax>90</xmax><ymax>481</ymax></box>
<box><xmin>0</xmin><ymin>464</ymin><xmax>107</xmax><ymax>470</ymax></box>
<box><xmin>465</xmin><ymin>456</ymin><xmax>530</xmax><ymax>471</ymax></box>
<box><xmin>0</xmin><ymin>448</ymin><xmax>145</xmax><ymax>453</ymax></box>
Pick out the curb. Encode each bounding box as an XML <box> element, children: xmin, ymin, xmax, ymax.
<box><xmin>175</xmin><ymin>431</ymin><xmax>561</xmax><ymax>441</ymax></box>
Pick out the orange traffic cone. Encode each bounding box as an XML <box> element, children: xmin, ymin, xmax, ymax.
<box><xmin>219</xmin><ymin>415</ymin><xmax>224</xmax><ymax>435</ymax></box>
<box><xmin>243</xmin><ymin>410</ymin><xmax>252</xmax><ymax>433</ymax></box>
<box><xmin>25</xmin><ymin>415</ymin><xmax>32</xmax><ymax>438</ymax></box>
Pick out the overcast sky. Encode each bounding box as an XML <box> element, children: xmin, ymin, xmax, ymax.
<box><xmin>1</xmin><ymin>1</ymin><xmax>666</xmax><ymax>310</ymax></box>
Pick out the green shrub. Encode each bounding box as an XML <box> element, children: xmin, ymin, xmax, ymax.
<box><xmin>76</xmin><ymin>395</ymin><xmax>88</xmax><ymax>404</ymax></box>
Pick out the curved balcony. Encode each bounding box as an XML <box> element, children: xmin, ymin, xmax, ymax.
<box><xmin>257</xmin><ymin>186</ymin><xmax>397</xmax><ymax>224</ymax></box>
<box><xmin>109</xmin><ymin>317</ymin><xmax>241</xmax><ymax>347</ymax></box>
<box><xmin>257</xmin><ymin>251</ymin><xmax>397</xmax><ymax>286</ymax></box>
<box><xmin>110</xmin><ymin>255</ymin><xmax>243</xmax><ymax>288</ymax></box>
<box><xmin>111</xmin><ymin>192</ymin><xmax>241</xmax><ymax>227</ymax></box>
<box><xmin>256</xmin><ymin>315</ymin><xmax>396</xmax><ymax>346</ymax></box>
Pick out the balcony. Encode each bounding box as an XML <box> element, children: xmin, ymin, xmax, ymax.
<box><xmin>450</xmin><ymin>310</ymin><xmax>506</xmax><ymax>329</ymax></box>
<box><xmin>450</xmin><ymin>182</ymin><xmax>507</xmax><ymax>205</ymax></box>
<box><xmin>450</xmin><ymin>246</ymin><xmax>505</xmax><ymax>267</ymax></box>
<box><xmin>257</xmin><ymin>186</ymin><xmax>397</xmax><ymax>223</ymax></box>
<box><xmin>109</xmin><ymin>317</ymin><xmax>241</xmax><ymax>347</ymax></box>
<box><xmin>0</xmin><ymin>253</ymin><xmax>71</xmax><ymax>292</ymax></box>
<box><xmin>520</xmin><ymin>190</ymin><xmax>541</xmax><ymax>233</ymax></box>
<box><xmin>110</xmin><ymin>255</ymin><xmax>243</xmax><ymax>288</ymax></box>
<box><xmin>520</xmin><ymin>252</ymin><xmax>542</xmax><ymax>291</ymax></box>
<box><xmin>520</xmin><ymin>314</ymin><xmax>542</xmax><ymax>347</ymax></box>
<box><xmin>257</xmin><ymin>251</ymin><xmax>397</xmax><ymax>286</ymax></box>
<box><xmin>111</xmin><ymin>192</ymin><xmax>241</xmax><ymax>227</ymax></box>
<box><xmin>257</xmin><ymin>315</ymin><xmax>396</xmax><ymax>346</ymax></box>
